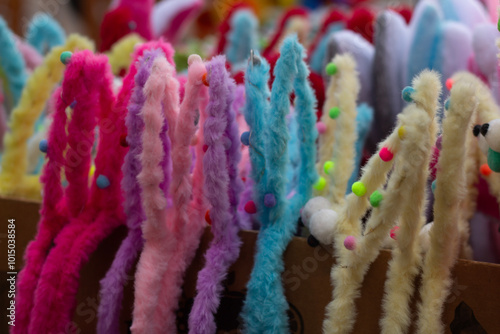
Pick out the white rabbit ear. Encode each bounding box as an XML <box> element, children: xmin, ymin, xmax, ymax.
<box><xmin>309</xmin><ymin>209</ymin><xmax>338</xmax><ymax>245</ymax></box>
<box><xmin>482</xmin><ymin>119</ymin><xmax>500</xmax><ymax>152</ymax></box>
<box><xmin>419</xmin><ymin>222</ymin><xmax>433</xmax><ymax>253</ymax></box>
<box><xmin>301</xmin><ymin>197</ymin><xmax>331</xmax><ymax>228</ymax></box>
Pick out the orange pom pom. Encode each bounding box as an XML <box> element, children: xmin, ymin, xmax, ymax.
<box><xmin>202</xmin><ymin>72</ymin><xmax>209</xmax><ymax>86</ymax></box>
<box><xmin>480</xmin><ymin>163</ymin><xmax>492</xmax><ymax>176</ymax></box>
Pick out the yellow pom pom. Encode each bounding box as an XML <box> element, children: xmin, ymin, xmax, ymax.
<box><xmin>89</xmin><ymin>164</ymin><xmax>96</xmax><ymax>177</ymax></box>
<box><xmin>352</xmin><ymin>181</ymin><xmax>367</xmax><ymax>197</ymax></box>
<box><xmin>313</xmin><ymin>177</ymin><xmax>327</xmax><ymax>191</ymax></box>
<box><xmin>398</xmin><ymin>126</ymin><xmax>406</xmax><ymax>139</ymax></box>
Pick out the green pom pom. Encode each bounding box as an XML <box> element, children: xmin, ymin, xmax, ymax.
<box><xmin>325</xmin><ymin>63</ymin><xmax>338</xmax><ymax>76</ymax></box>
<box><xmin>60</xmin><ymin>51</ymin><xmax>72</xmax><ymax>65</ymax></box>
<box><xmin>431</xmin><ymin>180</ymin><xmax>436</xmax><ymax>194</ymax></box>
<box><xmin>487</xmin><ymin>148</ymin><xmax>500</xmax><ymax>173</ymax></box>
<box><xmin>444</xmin><ymin>99</ymin><xmax>450</xmax><ymax>111</ymax></box>
<box><xmin>352</xmin><ymin>181</ymin><xmax>367</xmax><ymax>197</ymax></box>
<box><xmin>369</xmin><ymin>190</ymin><xmax>383</xmax><ymax>207</ymax></box>
<box><xmin>313</xmin><ymin>177</ymin><xmax>327</xmax><ymax>191</ymax></box>
<box><xmin>324</xmin><ymin>161</ymin><xmax>335</xmax><ymax>175</ymax></box>
<box><xmin>329</xmin><ymin>107</ymin><xmax>340</xmax><ymax>119</ymax></box>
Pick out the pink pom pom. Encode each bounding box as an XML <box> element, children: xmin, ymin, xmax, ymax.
<box><xmin>445</xmin><ymin>78</ymin><xmax>454</xmax><ymax>91</ymax></box>
<box><xmin>390</xmin><ymin>226</ymin><xmax>400</xmax><ymax>240</ymax></box>
<box><xmin>316</xmin><ymin>122</ymin><xmax>327</xmax><ymax>134</ymax></box>
<box><xmin>379</xmin><ymin>147</ymin><xmax>394</xmax><ymax>162</ymax></box>
<box><xmin>244</xmin><ymin>200</ymin><xmax>257</xmax><ymax>214</ymax></box>
<box><xmin>344</xmin><ymin>236</ymin><xmax>356</xmax><ymax>250</ymax></box>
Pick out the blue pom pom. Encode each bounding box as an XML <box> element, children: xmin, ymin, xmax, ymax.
<box><xmin>39</xmin><ymin>139</ymin><xmax>48</xmax><ymax>153</ymax></box>
<box><xmin>431</xmin><ymin>180</ymin><xmax>436</xmax><ymax>194</ymax></box>
<box><xmin>402</xmin><ymin>86</ymin><xmax>415</xmax><ymax>103</ymax></box>
<box><xmin>96</xmin><ymin>174</ymin><xmax>110</xmax><ymax>189</ymax></box>
<box><xmin>70</xmin><ymin>99</ymin><xmax>77</xmax><ymax>109</ymax></box>
<box><xmin>241</xmin><ymin>131</ymin><xmax>250</xmax><ymax>146</ymax></box>
<box><xmin>264</xmin><ymin>193</ymin><xmax>276</xmax><ymax>207</ymax></box>
<box><xmin>444</xmin><ymin>98</ymin><xmax>450</xmax><ymax>111</ymax></box>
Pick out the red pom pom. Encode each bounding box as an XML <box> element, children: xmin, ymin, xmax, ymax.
<box><xmin>480</xmin><ymin>163</ymin><xmax>492</xmax><ymax>176</ymax></box>
<box><xmin>446</xmin><ymin>78</ymin><xmax>454</xmax><ymax>91</ymax></box>
<box><xmin>379</xmin><ymin>147</ymin><xmax>394</xmax><ymax>162</ymax></box>
<box><xmin>203</xmin><ymin>144</ymin><xmax>208</xmax><ymax>152</ymax></box>
<box><xmin>205</xmin><ymin>210</ymin><xmax>212</xmax><ymax>225</ymax></box>
<box><xmin>202</xmin><ymin>72</ymin><xmax>209</xmax><ymax>86</ymax></box>
<box><xmin>120</xmin><ymin>134</ymin><xmax>129</xmax><ymax>147</ymax></box>
<box><xmin>244</xmin><ymin>200</ymin><xmax>257</xmax><ymax>214</ymax></box>
<box><xmin>390</xmin><ymin>226</ymin><xmax>400</xmax><ymax>240</ymax></box>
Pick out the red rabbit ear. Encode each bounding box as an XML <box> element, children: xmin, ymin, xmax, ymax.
<box><xmin>347</xmin><ymin>7</ymin><xmax>376</xmax><ymax>43</ymax></box>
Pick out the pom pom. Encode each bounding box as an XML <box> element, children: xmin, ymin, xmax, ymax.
<box><xmin>480</xmin><ymin>163</ymin><xmax>492</xmax><ymax>176</ymax></box>
<box><xmin>445</xmin><ymin>78</ymin><xmax>454</xmax><ymax>90</ymax></box>
<box><xmin>401</xmin><ymin>86</ymin><xmax>415</xmax><ymax>103</ymax></box>
<box><xmin>264</xmin><ymin>193</ymin><xmax>276</xmax><ymax>208</ymax></box>
<box><xmin>307</xmin><ymin>235</ymin><xmax>320</xmax><ymax>247</ymax></box>
<box><xmin>329</xmin><ymin>107</ymin><xmax>340</xmax><ymax>119</ymax></box>
<box><xmin>60</xmin><ymin>51</ymin><xmax>72</xmax><ymax>65</ymax></box>
<box><xmin>301</xmin><ymin>197</ymin><xmax>331</xmax><ymax>227</ymax></box>
<box><xmin>313</xmin><ymin>177</ymin><xmax>327</xmax><ymax>191</ymax></box>
<box><xmin>487</xmin><ymin>149</ymin><xmax>500</xmax><ymax>172</ymax></box>
<box><xmin>202</xmin><ymin>72</ymin><xmax>209</xmax><ymax>86</ymax></box>
<box><xmin>203</xmin><ymin>144</ymin><xmax>208</xmax><ymax>152</ymax></box>
<box><xmin>343</xmin><ymin>236</ymin><xmax>356</xmax><ymax>250</ymax></box>
<box><xmin>398</xmin><ymin>126</ymin><xmax>406</xmax><ymax>139</ymax></box>
<box><xmin>379</xmin><ymin>147</ymin><xmax>394</xmax><ymax>162</ymax></box>
<box><xmin>119</xmin><ymin>134</ymin><xmax>128</xmax><ymax>147</ymax></box>
<box><xmin>244</xmin><ymin>200</ymin><xmax>257</xmax><ymax>214</ymax></box>
<box><xmin>240</xmin><ymin>131</ymin><xmax>250</xmax><ymax>146</ymax></box>
<box><xmin>309</xmin><ymin>209</ymin><xmax>338</xmax><ymax>245</ymax></box>
<box><xmin>39</xmin><ymin>139</ymin><xmax>48</xmax><ymax>153</ymax></box>
<box><xmin>352</xmin><ymin>181</ymin><xmax>366</xmax><ymax>197</ymax></box>
<box><xmin>325</xmin><ymin>62</ymin><xmax>338</xmax><ymax>75</ymax></box>
<box><xmin>369</xmin><ymin>190</ymin><xmax>383</xmax><ymax>207</ymax></box>
<box><xmin>188</xmin><ymin>54</ymin><xmax>202</xmax><ymax>65</ymax></box>
<box><xmin>205</xmin><ymin>210</ymin><xmax>212</xmax><ymax>225</ymax></box>
<box><xmin>324</xmin><ymin>161</ymin><xmax>335</xmax><ymax>175</ymax></box>
<box><xmin>70</xmin><ymin>99</ymin><xmax>77</xmax><ymax>109</ymax></box>
<box><xmin>316</xmin><ymin>122</ymin><xmax>327</xmax><ymax>134</ymax></box>
<box><xmin>444</xmin><ymin>99</ymin><xmax>450</xmax><ymax>111</ymax></box>
<box><xmin>89</xmin><ymin>165</ymin><xmax>96</xmax><ymax>178</ymax></box>
<box><xmin>431</xmin><ymin>180</ymin><xmax>436</xmax><ymax>194</ymax></box>
<box><xmin>390</xmin><ymin>226</ymin><xmax>400</xmax><ymax>240</ymax></box>
<box><xmin>96</xmin><ymin>175</ymin><xmax>110</xmax><ymax>189</ymax></box>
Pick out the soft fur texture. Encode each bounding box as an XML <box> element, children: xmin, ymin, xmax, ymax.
<box><xmin>371</xmin><ymin>10</ymin><xmax>409</xmax><ymax>153</ymax></box>
<box><xmin>415</xmin><ymin>76</ymin><xmax>476</xmax><ymax>334</ymax></box>
<box><xmin>0</xmin><ymin>34</ymin><xmax>94</xmax><ymax>200</ymax></box>
<box><xmin>379</xmin><ymin>72</ymin><xmax>439</xmax><ymax>334</ymax></box>
<box><xmin>188</xmin><ymin>55</ymin><xmax>242</xmax><ymax>334</ymax></box>
<box><xmin>27</xmin><ymin>49</ymin><xmax>124</xmax><ymax>334</ymax></box>
<box><xmin>226</xmin><ymin>9</ymin><xmax>258</xmax><ymax>67</ymax></box>
<box><xmin>105</xmin><ymin>33</ymin><xmax>144</xmax><ymax>76</ymax></box>
<box><xmin>241</xmin><ymin>36</ymin><xmax>318</xmax><ymax>334</ymax></box>
<box><xmin>472</xmin><ymin>23</ymin><xmax>500</xmax><ymax>104</ymax></box>
<box><xmin>0</xmin><ymin>16</ymin><xmax>28</xmax><ymax>108</ymax></box>
<box><xmin>322</xmin><ymin>71</ymin><xmax>441</xmax><ymax>334</ymax></box>
<box><xmin>131</xmin><ymin>51</ymin><xmax>173</xmax><ymax>334</ymax></box>
<box><xmin>96</xmin><ymin>41</ymin><xmax>171</xmax><ymax>334</ymax></box>
<box><xmin>13</xmin><ymin>35</ymin><xmax>43</xmax><ymax>71</ymax></box>
<box><xmin>26</xmin><ymin>12</ymin><xmax>65</xmax><ymax>55</ymax></box>
<box><xmin>153</xmin><ymin>54</ymin><xmax>207</xmax><ymax>333</ymax></box>
<box><xmin>348</xmin><ymin>103</ymin><xmax>373</xmax><ymax>190</ymax></box>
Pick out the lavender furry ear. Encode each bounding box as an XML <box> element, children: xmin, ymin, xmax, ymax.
<box><xmin>26</xmin><ymin>13</ymin><xmax>65</xmax><ymax>55</ymax></box>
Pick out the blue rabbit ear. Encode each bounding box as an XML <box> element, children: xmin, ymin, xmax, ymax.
<box><xmin>472</xmin><ymin>23</ymin><xmax>500</xmax><ymax>103</ymax></box>
<box><xmin>323</xmin><ymin>30</ymin><xmax>374</xmax><ymax>106</ymax></box>
<box><xmin>226</xmin><ymin>9</ymin><xmax>258</xmax><ymax>67</ymax></box>
<box><xmin>371</xmin><ymin>10</ymin><xmax>409</xmax><ymax>153</ymax></box>
<box><xmin>441</xmin><ymin>21</ymin><xmax>472</xmax><ymax>90</ymax></box>
<box><xmin>406</xmin><ymin>1</ymin><xmax>444</xmax><ymax>87</ymax></box>
<box><xmin>448</xmin><ymin>0</ymin><xmax>489</xmax><ymax>30</ymax></box>
<box><xmin>27</xmin><ymin>13</ymin><xmax>65</xmax><ymax>55</ymax></box>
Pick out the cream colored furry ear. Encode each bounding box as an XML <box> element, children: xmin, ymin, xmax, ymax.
<box><xmin>301</xmin><ymin>196</ymin><xmax>331</xmax><ymax>227</ymax></box>
<box><xmin>309</xmin><ymin>209</ymin><xmax>338</xmax><ymax>245</ymax></box>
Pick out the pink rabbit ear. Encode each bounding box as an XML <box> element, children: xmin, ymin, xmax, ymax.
<box><xmin>152</xmin><ymin>0</ymin><xmax>203</xmax><ymax>43</ymax></box>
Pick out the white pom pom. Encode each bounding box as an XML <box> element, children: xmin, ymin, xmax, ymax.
<box><xmin>419</xmin><ymin>222</ymin><xmax>433</xmax><ymax>253</ymax></box>
<box><xmin>301</xmin><ymin>197</ymin><xmax>331</xmax><ymax>228</ymax></box>
<box><xmin>188</xmin><ymin>54</ymin><xmax>202</xmax><ymax>65</ymax></box>
<box><xmin>484</xmin><ymin>119</ymin><xmax>500</xmax><ymax>152</ymax></box>
<box><xmin>309</xmin><ymin>209</ymin><xmax>338</xmax><ymax>245</ymax></box>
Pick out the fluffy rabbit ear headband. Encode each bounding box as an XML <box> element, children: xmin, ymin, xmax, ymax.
<box><xmin>225</xmin><ymin>9</ymin><xmax>258</xmax><ymax>68</ymax></box>
<box><xmin>26</xmin><ymin>49</ymin><xmax>124</xmax><ymax>334</ymax></box>
<box><xmin>12</xmin><ymin>48</ymin><xmax>113</xmax><ymax>334</ymax></box>
<box><xmin>96</xmin><ymin>40</ymin><xmax>175</xmax><ymax>334</ymax></box>
<box><xmin>240</xmin><ymin>35</ymin><xmax>318</xmax><ymax>334</ymax></box>
<box><xmin>26</xmin><ymin>12</ymin><xmax>66</xmax><ymax>55</ymax></box>
<box><xmin>188</xmin><ymin>54</ymin><xmax>243</xmax><ymax>334</ymax></box>
<box><xmin>0</xmin><ymin>34</ymin><xmax>94</xmax><ymax>200</ymax></box>
<box><xmin>415</xmin><ymin>75</ymin><xmax>478</xmax><ymax>334</ymax></box>
<box><xmin>319</xmin><ymin>70</ymin><xmax>441</xmax><ymax>334</ymax></box>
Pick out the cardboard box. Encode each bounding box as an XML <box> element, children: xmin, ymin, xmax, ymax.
<box><xmin>1</xmin><ymin>196</ymin><xmax>500</xmax><ymax>333</ymax></box>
